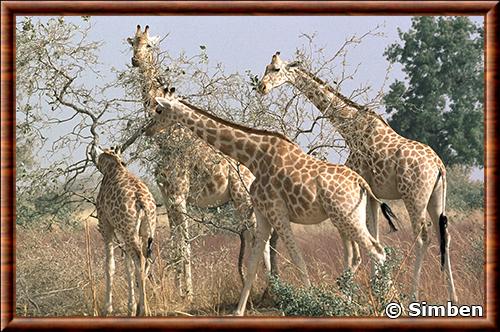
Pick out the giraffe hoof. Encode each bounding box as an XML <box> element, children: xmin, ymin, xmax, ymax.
<box><xmin>232</xmin><ymin>310</ymin><xmax>245</xmax><ymax>316</ymax></box>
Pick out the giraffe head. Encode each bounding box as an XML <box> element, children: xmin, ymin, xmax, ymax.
<box><xmin>93</xmin><ymin>145</ymin><xmax>126</xmax><ymax>174</ymax></box>
<box><xmin>144</xmin><ymin>87</ymin><xmax>178</xmax><ymax>136</ymax></box>
<box><xmin>127</xmin><ymin>25</ymin><xmax>160</xmax><ymax>67</ymax></box>
<box><xmin>258</xmin><ymin>51</ymin><xmax>300</xmax><ymax>95</ymax></box>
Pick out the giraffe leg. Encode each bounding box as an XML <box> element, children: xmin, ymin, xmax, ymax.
<box><xmin>262</xmin><ymin>234</ymin><xmax>272</xmax><ymax>274</ymax></box>
<box><xmin>238</xmin><ymin>228</ymin><xmax>251</xmax><ymax>285</ymax></box>
<box><xmin>129</xmin><ymin>242</ymin><xmax>148</xmax><ymax>316</ymax></box>
<box><xmin>233</xmin><ymin>206</ymin><xmax>271</xmax><ymax>281</ymax></box>
<box><xmin>340</xmin><ymin>230</ymin><xmax>354</xmax><ymax>271</ymax></box>
<box><xmin>125</xmin><ymin>252</ymin><xmax>137</xmax><ymax>316</ymax></box>
<box><xmin>404</xmin><ymin>199</ymin><xmax>431</xmax><ymax>302</ymax></box>
<box><xmin>103</xmin><ymin>237</ymin><xmax>115</xmax><ymax>316</ymax></box>
<box><xmin>270</xmin><ymin>210</ymin><xmax>311</xmax><ymax>287</ymax></box>
<box><xmin>367</xmin><ymin>196</ymin><xmax>380</xmax><ymax>241</ymax></box>
<box><xmin>428</xmin><ymin>185</ymin><xmax>458</xmax><ymax>303</ymax></box>
<box><xmin>367</xmin><ymin>197</ymin><xmax>380</xmax><ymax>276</ymax></box>
<box><xmin>230</xmin><ymin>177</ymin><xmax>273</xmax><ymax>278</ymax></box>
<box><xmin>339</xmin><ymin>220</ymin><xmax>386</xmax><ymax>268</ymax></box>
<box><xmin>169</xmin><ymin>193</ymin><xmax>194</xmax><ymax>302</ymax></box>
<box><xmin>269</xmin><ymin>229</ymin><xmax>280</xmax><ymax>277</ymax></box>
<box><xmin>180</xmin><ymin>219</ymin><xmax>193</xmax><ymax>302</ymax></box>
<box><xmin>258</xmin><ymin>230</ymin><xmax>279</xmax><ymax>305</ymax></box>
<box><xmin>351</xmin><ymin>241</ymin><xmax>361</xmax><ymax>273</ymax></box>
<box><xmin>234</xmin><ymin>209</ymin><xmax>272</xmax><ymax>316</ymax></box>
<box><xmin>239</xmin><ymin>227</ymin><xmax>271</xmax><ymax>285</ymax></box>
<box><xmin>326</xmin><ymin>191</ymin><xmax>386</xmax><ymax>267</ymax></box>
<box><xmin>340</xmin><ymin>230</ymin><xmax>362</xmax><ymax>274</ymax></box>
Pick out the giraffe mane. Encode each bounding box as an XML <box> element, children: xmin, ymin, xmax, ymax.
<box><xmin>295</xmin><ymin>67</ymin><xmax>392</xmax><ymax>127</ymax></box>
<box><xmin>178</xmin><ymin>99</ymin><xmax>294</xmax><ymax>144</ymax></box>
<box><xmin>295</xmin><ymin>67</ymin><xmax>369</xmax><ymax>111</ymax></box>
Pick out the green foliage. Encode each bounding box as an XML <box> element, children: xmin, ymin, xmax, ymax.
<box><xmin>269</xmin><ymin>247</ymin><xmax>404</xmax><ymax>316</ymax></box>
<box><xmin>464</xmin><ymin>232</ymin><xmax>484</xmax><ymax>277</ymax></box>
<box><xmin>16</xmin><ymin>183</ymin><xmax>75</xmax><ymax>228</ymax></box>
<box><xmin>446</xmin><ymin>165</ymin><xmax>484</xmax><ymax>211</ymax></box>
<box><xmin>369</xmin><ymin>247</ymin><xmax>406</xmax><ymax>313</ymax></box>
<box><xmin>15</xmin><ymin>17</ymin><xmax>102</xmax><ymax>228</ymax></box>
<box><xmin>384</xmin><ymin>17</ymin><xmax>484</xmax><ymax>167</ymax></box>
<box><xmin>269</xmin><ymin>271</ymin><xmax>363</xmax><ymax>316</ymax></box>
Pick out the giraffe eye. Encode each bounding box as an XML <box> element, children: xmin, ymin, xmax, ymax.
<box><xmin>156</xmin><ymin>107</ymin><xmax>163</xmax><ymax>114</ymax></box>
<box><xmin>272</xmin><ymin>67</ymin><xmax>281</xmax><ymax>72</ymax></box>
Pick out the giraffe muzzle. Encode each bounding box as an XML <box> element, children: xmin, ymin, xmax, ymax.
<box><xmin>131</xmin><ymin>57</ymin><xmax>139</xmax><ymax>67</ymax></box>
<box><xmin>258</xmin><ymin>82</ymin><xmax>269</xmax><ymax>95</ymax></box>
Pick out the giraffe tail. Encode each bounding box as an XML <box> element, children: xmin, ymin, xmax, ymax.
<box><xmin>439</xmin><ymin>213</ymin><xmax>448</xmax><ymax>270</ymax></box>
<box><xmin>437</xmin><ymin>168</ymin><xmax>448</xmax><ymax>271</ymax></box>
<box><xmin>147</xmin><ymin>237</ymin><xmax>154</xmax><ymax>259</ymax></box>
<box><xmin>380</xmin><ymin>203</ymin><xmax>398</xmax><ymax>233</ymax></box>
<box><xmin>238</xmin><ymin>229</ymin><xmax>248</xmax><ymax>286</ymax></box>
<box><xmin>360</xmin><ymin>181</ymin><xmax>399</xmax><ymax>233</ymax></box>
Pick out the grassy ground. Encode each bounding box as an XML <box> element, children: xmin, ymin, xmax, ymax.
<box><xmin>15</xmin><ymin>203</ymin><xmax>484</xmax><ymax>317</ymax></box>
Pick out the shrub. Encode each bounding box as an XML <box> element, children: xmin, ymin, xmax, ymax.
<box><xmin>464</xmin><ymin>231</ymin><xmax>484</xmax><ymax>277</ymax></box>
<box><xmin>446</xmin><ymin>165</ymin><xmax>484</xmax><ymax>211</ymax></box>
<box><xmin>269</xmin><ymin>247</ymin><xmax>404</xmax><ymax>316</ymax></box>
<box><xmin>269</xmin><ymin>271</ymin><xmax>363</xmax><ymax>316</ymax></box>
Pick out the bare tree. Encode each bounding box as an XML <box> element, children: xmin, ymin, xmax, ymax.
<box><xmin>16</xmin><ymin>16</ymin><xmax>391</xmax><ymax>315</ymax></box>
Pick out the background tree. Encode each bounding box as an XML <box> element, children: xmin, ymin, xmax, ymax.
<box><xmin>383</xmin><ymin>16</ymin><xmax>484</xmax><ymax>167</ymax></box>
<box><xmin>14</xmin><ymin>16</ymin><xmax>485</xmax><ymax>317</ymax></box>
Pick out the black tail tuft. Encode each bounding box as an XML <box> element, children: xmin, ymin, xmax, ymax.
<box><xmin>439</xmin><ymin>213</ymin><xmax>448</xmax><ymax>270</ymax></box>
<box><xmin>147</xmin><ymin>237</ymin><xmax>154</xmax><ymax>259</ymax></box>
<box><xmin>380</xmin><ymin>203</ymin><xmax>398</xmax><ymax>233</ymax></box>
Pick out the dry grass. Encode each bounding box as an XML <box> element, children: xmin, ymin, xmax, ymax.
<box><xmin>15</xmin><ymin>204</ymin><xmax>484</xmax><ymax>316</ymax></box>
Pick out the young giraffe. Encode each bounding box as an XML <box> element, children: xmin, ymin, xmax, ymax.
<box><xmin>93</xmin><ymin>146</ymin><xmax>157</xmax><ymax>316</ymax></box>
<box><xmin>127</xmin><ymin>25</ymin><xmax>276</xmax><ymax>294</ymax></box>
<box><xmin>258</xmin><ymin>52</ymin><xmax>457</xmax><ymax>303</ymax></box>
<box><xmin>146</xmin><ymin>90</ymin><xmax>398</xmax><ymax>316</ymax></box>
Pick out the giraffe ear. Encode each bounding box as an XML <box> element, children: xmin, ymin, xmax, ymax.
<box><xmin>127</xmin><ymin>37</ymin><xmax>134</xmax><ymax>45</ymax></box>
<box><xmin>286</xmin><ymin>61</ymin><xmax>301</xmax><ymax>68</ymax></box>
<box><xmin>91</xmin><ymin>145</ymin><xmax>104</xmax><ymax>163</ymax></box>
<box><xmin>155</xmin><ymin>97</ymin><xmax>172</xmax><ymax>111</ymax></box>
<box><xmin>272</xmin><ymin>51</ymin><xmax>282</xmax><ymax>64</ymax></box>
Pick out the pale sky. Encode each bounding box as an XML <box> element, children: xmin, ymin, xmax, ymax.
<box><xmin>76</xmin><ymin>16</ymin><xmax>414</xmax><ymax>95</ymax></box>
<box><xmin>27</xmin><ymin>16</ymin><xmax>484</xmax><ymax>180</ymax></box>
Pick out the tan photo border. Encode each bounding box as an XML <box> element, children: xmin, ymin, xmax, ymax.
<box><xmin>1</xmin><ymin>1</ymin><xmax>497</xmax><ymax>330</ymax></box>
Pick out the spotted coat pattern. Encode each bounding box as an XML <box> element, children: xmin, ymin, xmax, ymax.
<box><xmin>128</xmin><ymin>25</ymin><xmax>272</xmax><ymax>296</ymax></box>
<box><xmin>258</xmin><ymin>52</ymin><xmax>457</xmax><ymax>303</ymax></box>
<box><xmin>151</xmin><ymin>93</ymin><xmax>397</xmax><ymax>316</ymax></box>
<box><xmin>95</xmin><ymin>147</ymin><xmax>157</xmax><ymax>316</ymax></box>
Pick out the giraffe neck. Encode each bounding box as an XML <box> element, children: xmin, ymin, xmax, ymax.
<box><xmin>158</xmin><ymin>100</ymin><xmax>291</xmax><ymax>174</ymax></box>
<box><xmin>289</xmin><ymin>68</ymin><xmax>377</xmax><ymax>147</ymax></box>
<box><xmin>135</xmin><ymin>51</ymin><xmax>164</xmax><ymax>115</ymax></box>
<box><xmin>100</xmin><ymin>161</ymin><xmax>126</xmax><ymax>178</ymax></box>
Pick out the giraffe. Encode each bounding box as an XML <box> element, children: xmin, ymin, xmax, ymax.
<box><xmin>127</xmin><ymin>25</ymin><xmax>276</xmax><ymax>295</ymax></box>
<box><xmin>93</xmin><ymin>145</ymin><xmax>157</xmax><ymax>316</ymax></box>
<box><xmin>257</xmin><ymin>52</ymin><xmax>457</xmax><ymax>303</ymax></box>
<box><xmin>146</xmin><ymin>90</ymin><xmax>398</xmax><ymax>316</ymax></box>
